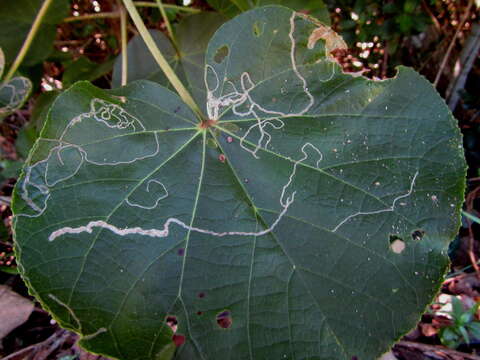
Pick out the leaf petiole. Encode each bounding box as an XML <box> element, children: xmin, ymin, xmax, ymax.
<box><xmin>122</xmin><ymin>0</ymin><xmax>203</xmax><ymax>119</ymax></box>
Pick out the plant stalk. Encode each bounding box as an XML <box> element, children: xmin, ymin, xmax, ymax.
<box><xmin>120</xmin><ymin>4</ymin><xmax>128</xmax><ymax>86</ymax></box>
<box><xmin>122</xmin><ymin>0</ymin><xmax>202</xmax><ymax>118</ymax></box>
<box><xmin>155</xmin><ymin>0</ymin><xmax>176</xmax><ymax>47</ymax></box>
<box><xmin>133</xmin><ymin>1</ymin><xmax>200</xmax><ymax>13</ymax></box>
<box><xmin>4</xmin><ymin>0</ymin><xmax>54</xmax><ymax>82</ymax></box>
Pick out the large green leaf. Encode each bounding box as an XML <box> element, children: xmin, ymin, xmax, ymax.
<box><xmin>13</xmin><ymin>6</ymin><xmax>465</xmax><ymax>360</ymax></box>
<box><xmin>0</xmin><ymin>0</ymin><xmax>70</xmax><ymax>66</ymax></box>
<box><xmin>112</xmin><ymin>12</ymin><xmax>226</xmax><ymax>111</ymax></box>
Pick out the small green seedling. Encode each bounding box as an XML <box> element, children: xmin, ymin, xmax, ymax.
<box><xmin>439</xmin><ymin>297</ymin><xmax>480</xmax><ymax>348</ymax></box>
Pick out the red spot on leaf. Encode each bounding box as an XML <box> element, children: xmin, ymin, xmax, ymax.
<box><xmin>216</xmin><ymin>310</ymin><xmax>232</xmax><ymax>329</ymax></box>
<box><xmin>172</xmin><ymin>334</ymin><xmax>185</xmax><ymax>347</ymax></box>
<box><xmin>218</xmin><ymin>154</ymin><xmax>226</xmax><ymax>163</ymax></box>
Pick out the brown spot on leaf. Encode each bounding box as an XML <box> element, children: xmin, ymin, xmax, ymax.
<box><xmin>307</xmin><ymin>25</ymin><xmax>347</xmax><ymax>61</ymax></box>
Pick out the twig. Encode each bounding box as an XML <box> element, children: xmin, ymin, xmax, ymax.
<box><xmin>394</xmin><ymin>340</ymin><xmax>480</xmax><ymax>360</ymax></box>
<box><xmin>465</xmin><ymin>186</ymin><xmax>480</xmax><ymax>278</ymax></box>
<box><xmin>4</xmin><ymin>0</ymin><xmax>55</xmax><ymax>82</ymax></box>
<box><xmin>63</xmin><ymin>11</ymin><xmax>120</xmax><ymax>22</ymax></box>
<box><xmin>421</xmin><ymin>0</ymin><xmax>442</xmax><ymax>33</ymax></box>
<box><xmin>63</xmin><ymin>1</ymin><xmax>200</xmax><ymax>23</ymax></box>
<box><xmin>447</xmin><ymin>22</ymin><xmax>480</xmax><ymax>110</ymax></box>
<box><xmin>433</xmin><ymin>0</ymin><xmax>474</xmax><ymax>87</ymax></box>
<box><xmin>0</xmin><ymin>195</ymin><xmax>11</xmax><ymax>205</ymax></box>
<box><xmin>1</xmin><ymin>329</ymin><xmax>72</xmax><ymax>360</ymax></box>
<box><xmin>381</xmin><ymin>41</ymin><xmax>388</xmax><ymax>79</ymax></box>
<box><xmin>133</xmin><ymin>1</ymin><xmax>200</xmax><ymax>13</ymax></box>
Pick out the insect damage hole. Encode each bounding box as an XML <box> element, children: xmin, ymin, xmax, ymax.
<box><xmin>216</xmin><ymin>310</ymin><xmax>232</xmax><ymax>329</ymax></box>
<box><xmin>389</xmin><ymin>235</ymin><xmax>406</xmax><ymax>254</ymax></box>
<box><xmin>166</xmin><ymin>315</ymin><xmax>178</xmax><ymax>333</ymax></box>
<box><xmin>412</xmin><ymin>229</ymin><xmax>425</xmax><ymax>241</ymax></box>
<box><xmin>253</xmin><ymin>21</ymin><xmax>264</xmax><ymax>37</ymax></box>
<box><xmin>214</xmin><ymin>45</ymin><xmax>229</xmax><ymax>63</ymax></box>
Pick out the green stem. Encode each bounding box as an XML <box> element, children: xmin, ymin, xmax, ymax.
<box><xmin>133</xmin><ymin>1</ymin><xmax>200</xmax><ymax>13</ymax></box>
<box><xmin>4</xmin><ymin>0</ymin><xmax>54</xmax><ymax>82</ymax></box>
<box><xmin>120</xmin><ymin>5</ymin><xmax>128</xmax><ymax>86</ymax></box>
<box><xmin>64</xmin><ymin>11</ymin><xmax>120</xmax><ymax>22</ymax></box>
<box><xmin>155</xmin><ymin>0</ymin><xmax>176</xmax><ymax>47</ymax></box>
<box><xmin>64</xmin><ymin>1</ymin><xmax>200</xmax><ymax>23</ymax></box>
<box><xmin>230</xmin><ymin>0</ymin><xmax>248</xmax><ymax>11</ymax></box>
<box><xmin>122</xmin><ymin>0</ymin><xmax>202</xmax><ymax>118</ymax></box>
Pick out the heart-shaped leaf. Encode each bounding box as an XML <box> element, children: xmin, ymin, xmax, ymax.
<box><xmin>13</xmin><ymin>6</ymin><xmax>465</xmax><ymax>360</ymax></box>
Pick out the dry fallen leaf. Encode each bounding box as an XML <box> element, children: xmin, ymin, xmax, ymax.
<box><xmin>0</xmin><ymin>285</ymin><xmax>34</xmax><ymax>340</ymax></box>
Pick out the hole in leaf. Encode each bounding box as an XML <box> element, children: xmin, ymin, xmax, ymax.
<box><xmin>253</xmin><ymin>21</ymin><xmax>264</xmax><ymax>37</ymax></box>
<box><xmin>412</xmin><ymin>229</ymin><xmax>425</xmax><ymax>241</ymax></box>
<box><xmin>216</xmin><ymin>310</ymin><xmax>232</xmax><ymax>329</ymax></box>
<box><xmin>166</xmin><ymin>315</ymin><xmax>178</xmax><ymax>333</ymax></box>
<box><xmin>389</xmin><ymin>235</ymin><xmax>405</xmax><ymax>254</ymax></box>
<box><xmin>214</xmin><ymin>45</ymin><xmax>229</xmax><ymax>63</ymax></box>
<box><xmin>172</xmin><ymin>334</ymin><xmax>185</xmax><ymax>347</ymax></box>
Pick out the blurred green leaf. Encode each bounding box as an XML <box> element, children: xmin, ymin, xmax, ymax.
<box><xmin>62</xmin><ymin>56</ymin><xmax>114</xmax><ymax>88</ymax></box>
<box><xmin>0</xmin><ymin>160</ymin><xmax>23</xmax><ymax>181</ymax></box>
<box><xmin>396</xmin><ymin>14</ymin><xmax>415</xmax><ymax>33</ymax></box>
<box><xmin>0</xmin><ymin>0</ymin><xmax>70</xmax><ymax>66</ymax></box>
<box><xmin>0</xmin><ymin>266</ymin><xmax>19</xmax><ymax>275</ymax></box>
<box><xmin>452</xmin><ymin>297</ymin><xmax>465</xmax><ymax>319</ymax></box>
<box><xmin>207</xmin><ymin>0</ymin><xmax>331</xmax><ymax>24</ymax></box>
<box><xmin>467</xmin><ymin>321</ymin><xmax>480</xmax><ymax>339</ymax></box>
<box><xmin>0</xmin><ymin>76</ymin><xmax>32</xmax><ymax>120</ymax></box>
